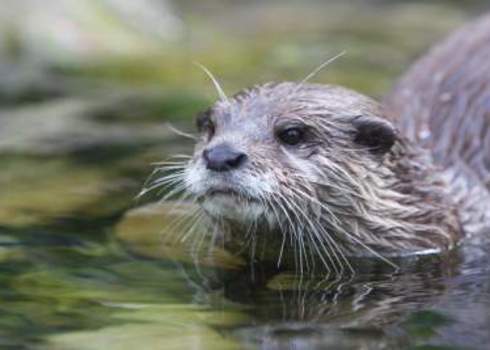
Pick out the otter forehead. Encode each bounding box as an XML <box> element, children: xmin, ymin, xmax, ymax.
<box><xmin>209</xmin><ymin>82</ymin><xmax>383</xmax><ymax>129</ymax></box>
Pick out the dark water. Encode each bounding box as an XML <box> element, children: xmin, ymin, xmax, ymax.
<box><xmin>1</xmin><ymin>1</ymin><xmax>490</xmax><ymax>349</ymax></box>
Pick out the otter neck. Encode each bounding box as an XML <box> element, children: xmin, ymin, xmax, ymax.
<box><xmin>323</xmin><ymin>139</ymin><xmax>462</xmax><ymax>257</ymax></box>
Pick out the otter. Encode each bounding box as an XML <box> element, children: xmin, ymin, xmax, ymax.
<box><xmin>153</xmin><ymin>14</ymin><xmax>490</xmax><ymax>273</ymax></box>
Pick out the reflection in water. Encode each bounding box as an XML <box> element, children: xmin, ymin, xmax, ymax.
<box><xmin>175</xmin><ymin>244</ymin><xmax>490</xmax><ymax>349</ymax></box>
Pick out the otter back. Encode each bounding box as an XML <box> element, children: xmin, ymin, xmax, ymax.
<box><xmin>386</xmin><ymin>14</ymin><xmax>490</xmax><ymax>191</ymax></box>
<box><xmin>386</xmin><ymin>14</ymin><xmax>490</xmax><ymax>234</ymax></box>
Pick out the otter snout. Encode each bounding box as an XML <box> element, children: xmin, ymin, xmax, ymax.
<box><xmin>203</xmin><ymin>143</ymin><xmax>248</xmax><ymax>172</ymax></box>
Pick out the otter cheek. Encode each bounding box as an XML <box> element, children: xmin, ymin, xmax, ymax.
<box><xmin>184</xmin><ymin>160</ymin><xmax>208</xmax><ymax>196</ymax></box>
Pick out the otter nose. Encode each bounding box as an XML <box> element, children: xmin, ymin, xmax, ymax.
<box><xmin>203</xmin><ymin>144</ymin><xmax>247</xmax><ymax>172</ymax></box>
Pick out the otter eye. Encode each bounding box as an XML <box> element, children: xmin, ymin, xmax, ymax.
<box><xmin>196</xmin><ymin>111</ymin><xmax>215</xmax><ymax>138</ymax></box>
<box><xmin>277</xmin><ymin>127</ymin><xmax>304</xmax><ymax>146</ymax></box>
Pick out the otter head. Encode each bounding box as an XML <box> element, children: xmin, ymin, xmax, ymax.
<box><xmin>183</xmin><ymin>82</ymin><xmax>459</xmax><ymax>268</ymax></box>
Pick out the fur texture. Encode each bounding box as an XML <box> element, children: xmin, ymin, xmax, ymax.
<box><xmin>170</xmin><ymin>82</ymin><xmax>463</xmax><ymax>273</ymax></box>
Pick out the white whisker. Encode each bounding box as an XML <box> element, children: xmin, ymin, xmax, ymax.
<box><xmin>165</xmin><ymin>122</ymin><xmax>197</xmax><ymax>140</ymax></box>
<box><xmin>193</xmin><ymin>61</ymin><xmax>228</xmax><ymax>102</ymax></box>
<box><xmin>297</xmin><ymin>51</ymin><xmax>346</xmax><ymax>88</ymax></box>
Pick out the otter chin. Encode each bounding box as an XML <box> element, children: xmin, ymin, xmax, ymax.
<box><xmin>200</xmin><ymin>188</ymin><xmax>267</xmax><ymax>222</ymax></box>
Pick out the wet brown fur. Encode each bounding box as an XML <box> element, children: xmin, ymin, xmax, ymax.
<box><xmin>150</xmin><ymin>14</ymin><xmax>490</xmax><ymax>273</ymax></box>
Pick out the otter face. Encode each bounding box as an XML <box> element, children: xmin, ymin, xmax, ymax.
<box><xmin>184</xmin><ymin>82</ymin><xmax>397</xmax><ymax>230</ymax></box>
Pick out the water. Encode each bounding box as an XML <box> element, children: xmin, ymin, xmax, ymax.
<box><xmin>1</xmin><ymin>1</ymin><xmax>490</xmax><ymax>349</ymax></box>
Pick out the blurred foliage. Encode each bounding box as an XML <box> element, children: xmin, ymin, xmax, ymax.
<box><xmin>47</xmin><ymin>1</ymin><xmax>478</xmax><ymax>100</ymax></box>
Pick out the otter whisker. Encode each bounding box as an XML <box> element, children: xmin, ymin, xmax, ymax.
<box><xmin>327</xmin><ymin>233</ymin><xmax>356</xmax><ymax>275</ymax></box>
<box><xmin>273</xmin><ymin>206</ymin><xmax>289</xmax><ymax>269</ymax></box>
<box><xmin>155</xmin><ymin>182</ymin><xmax>188</xmax><ymax>203</ymax></box>
<box><xmin>302</xmin><ymin>168</ymin><xmax>405</xmax><ymax>266</ymax></box>
<box><xmin>165</xmin><ymin>122</ymin><xmax>197</xmax><ymax>140</ymax></box>
<box><xmin>278</xmin><ymin>194</ymin><xmax>320</xmax><ymax>270</ymax></box>
<box><xmin>141</xmin><ymin>167</ymin><xmax>162</xmax><ymax>188</ymax></box>
<box><xmin>277</xmin><ymin>196</ymin><xmax>305</xmax><ymax>275</ymax></box>
<box><xmin>288</xmin><ymin>183</ymin><xmax>354</xmax><ymax>274</ymax></box>
<box><xmin>154</xmin><ymin>165</ymin><xmax>188</xmax><ymax>172</ymax></box>
<box><xmin>151</xmin><ymin>161</ymin><xmax>189</xmax><ymax>166</ymax></box>
<box><xmin>283</xmin><ymin>189</ymin><xmax>339</xmax><ymax>275</ymax></box>
<box><xmin>139</xmin><ymin>168</ymin><xmax>182</xmax><ymax>198</ymax></box>
<box><xmin>347</xmin><ymin>221</ymin><xmax>399</xmax><ymax>270</ymax></box>
<box><xmin>162</xmin><ymin>205</ymin><xmax>202</xmax><ymax>244</ymax></box>
<box><xmin>191</xmin><ymin>216</ymin><xmax>215</xmax><ymax>264</ymax></box>
<box><xmin>277</xmin><ymin>224</ymin><xmax>288</xmax><ymax>269</ymax></box>
<box><xmin>271</xmin><ymin>193</ymin><xmax>302</xmax><ymax>274</ymax></box>
<box><xmin>138</xmin><ymin>161</ymin><xmax>188</xmax><ymax>198</ymax></box>
<box><xmin>288</xmin><ymin>179</ymin><xmax>358</xmax><ymax>274</ymax></box>
<box><xmin>150</xmin><ymin>168</ymin><xmax>186</xmax><ymax>185</ymax></box>
<box><xmin>275</xmin><ymin>191</ymin><xmax>314</xmax><ymax>275</ymax></box>
<box><xmin>322</xmin><ymin>226</ymin><xmax>355</xmax><ymax>275</ymax></box>
<box><xmin>250</xmin><ymin>223</ymin><xmax>258</xmax><ymax>269</ymax></box>
<box><xmin>147</xmin><ymin>172</ymin><xmax>186</xmax><ymax>189</ymax></box>
<box><xmin>280</xmin><ymin>154</ymin><xmax>348</xmax><ymax>274</ymax></box>
<box><xmin>297</xmin><ymin>51</ymin><xmax>346</xmax><ymax>88</ymax></box>
<box><xmin>154</xmin><ymin>158</ymin><xmax>191</xmax><ymax>165</ymax></box>
<box><xmin>150</xmin><ymin>173</ymin><xmax>186</xmax><ymax>190</ymax></box>
<box><xmin>137</xmin><ymin>179</ymin><xmax>177</xmax><ymax>199</ymax></box>
<box><xmin>246</xmin><ymin>218</ymin><xmax>259</xmax><ymax>265</ymax></box>
<box><xmin>268</xmin><ymin>195</ymin><xmax>294</xmax><ymax>269</ymax></box>
<box><xmin>193</xmin><ymin>61</ymin><xmax>228</xmax><ymax>103</ymax></box>
<box><xmin>137</xmin><ymin>175</ymin><xmax>184</xmax><ymax>199</ymax></box>
<box><xmin>290</xmin><ymin>180</ymin><xmax>396</xmax><ymax>270</ymax></box>
<box><xmin>208</xmin><ymin>218</ymin><xmax>223</xmax><ymax>255</ymax></box>
<box><xmin>243</xmin><ymin>218</ymin><xmax>258</xmax><ymax>249</ymax></box>
<box><xmin>179</xmin><ymin>211</ymin><xmax>207</xmax><ymax>243</ymax></box>
<box><xmin>151</xmin><ymin>155</ymin><xmax>191</xmax><ymax>166</ymax></box>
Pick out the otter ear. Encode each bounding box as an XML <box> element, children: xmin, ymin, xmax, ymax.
<box><xmin>352</xmin><ymin>115</ymin><xmax>397</xmax><ymax>154</ymax></box>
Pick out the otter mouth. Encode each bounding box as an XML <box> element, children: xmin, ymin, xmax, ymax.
<box><xmin>202</xmin><ymin>187</ymin><xmax>259</xmax><ymax>203</ymax></box>
<box><xmin>198</xmin><ymin>185</ymin><xmax>266</xmax><ymax>221</ymax></box>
